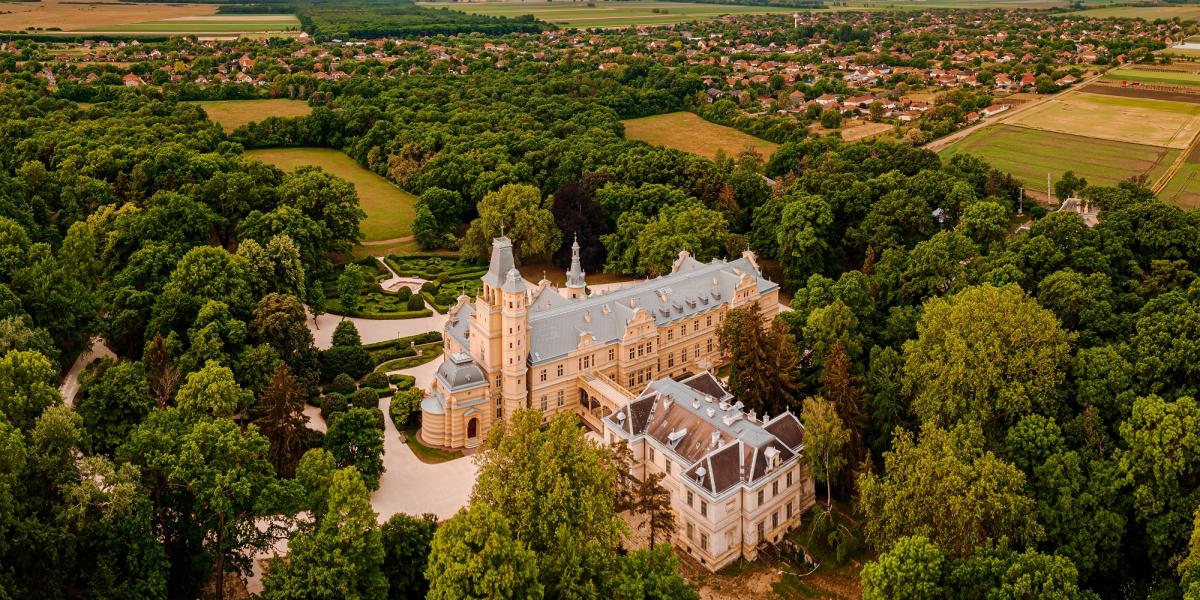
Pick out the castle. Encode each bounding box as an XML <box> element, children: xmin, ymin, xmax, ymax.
<box><xmin>418</xmin><ymin>236</ymin><xmax>782</xmax><ymax>450</ymax></box>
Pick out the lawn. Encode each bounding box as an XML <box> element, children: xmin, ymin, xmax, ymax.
<box><xmin>622</xmin><ymin>112</ymin><xmax>779</xmax><ymax>161</ymax></box>
<box><xmin>941</xmin><ymin>124</ymin><xmax>1180</xmax><ymax>190</ymax></box>
<box><xmin>246</xmin><ymin>148</ymin><xmax>418</xmax><ymax>244</ymax></box>
<box><xmin>86</xmin><ymin>15</ymin><xmax>298</xmax><ymax>33</ymax></box>
<box><xmin>197</xmin><ymin>99</ymin><xmax>313</xmax><ymax>133</ymax></box>
<box><xmin>417</xmin><ymin>0</ymin><xmax>796</xmax><ymax>28</ymax></box>
<box><xmin>1006</xmin><ymin>91</ymin><xmax>1200</xmax><ymax>149</ymax></box>
<box><xmin>1102</xmin><ymin>67</ymin><xmax>1200</xmax><ymax>88</ymax></box>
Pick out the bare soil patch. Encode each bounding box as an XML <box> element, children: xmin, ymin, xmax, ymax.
<box><xmin>1084</xmin><ymin>82</ymin><xmax>1200</xmax><ymax>105</ymax></box>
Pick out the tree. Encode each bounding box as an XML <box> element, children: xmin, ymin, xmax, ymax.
<box><xmin>551</xmin><ymin>181</ymin><xmax>608</xmax><ymax>272</ymax></box>
<box><xmin>252</xmin><ymin>293</ymin><xmax>320</xmax><ymax>391</ymax></box>
<box><xmin>276</xmin><ymin>165</ymin><xmax>366</xmax><ymax>255</ymax></box>
<box><xmin>902</xmin><ymin>284</ymin><xmax>1074</xmax><ymax>434</ymax></box>
<box><xmin>1119</xmin><ymin>394</ymin><xmax>1200</xmax><ymax>566</ymax></box>
<box><xmin>262</xmin><ymin>468</ymin><xmax>386</xmax><ymax>600</ymax></box>
<box><xmin>426</xmin><ymin>504</ymin><xmax>543</xmax><ymax>600</ymax></box>
<box><xmin>76</xmin><ymin>358</ymin><xmax>153</xmax><ymax>456</ymax></box>
<box><xmin>0</xmin><ymin>349</ymin><xmax>61</xmax><ymax>432</ymax></box>
<box><xmin>146</xmin><ymin>333</ymin><xmax>181</xmax><ymax>408</ymax></box>
<box><xmin>820</xmin><ymin>108</ymin><xmax>843</xmax><ymax>129</ymax></box>
<box><xmin>861</xmin><ymin>536</ymin><xmax>947</xmax><ymax>600</ymax></box>
<box><xmin>857</xmin><ymin>423</ymin><xmax>1041</xmax><ymax>558</ymax></box>
<box><xmin>719</xmin><ymin>303</ymin><xmax>801</xmax><ymax>416</ymax></box>
<box><xmin>1054</xmin><ymin>171</ymin><xmax>1087</xmax><ymax>202</ymax></box>
<box><xmin>175</xmin><ymin>360</ymin><xmax>252</xmax><ymax>420</ymax></box>
<box><xmin>820</xmin><ymin>340</ymin><xmax>866</xmax><ymax>490</ymax></box>
<box><xmin>801</xmin><ymin>396</ymin><xmax>850</xmax><ymax>509</ymax></box>
<box><xmin>322</xmin><ymin>320</ymin><xmax>373</xmax><ymax>380</ymax></box>
<box><xmin>170</xmin><ymin>418</ymin><xmax>284</xmax><ymax>600</ymax></box>
<box><xmin>338</xmin><ymin>265</ymin><xmax>366</xmax><ymax>316</ymax></box>
<box><xmin>959</xmin><ymin>201</ymin><xmax>1009</xmax><ymax>249</ymax></box>
<box><xmin>324</xmin><ymin>408</ymin><xmax>385</xmax><ymax>491</ymax></box>
<box><xmin>631</xmin><ymin>471</ymin><xmax>674</xmax><ymax>548</ymax></box>
<box><xmin>413</xmin><ymin>187</ymin><xmax>462</xmax><ymax>250</ymax></box>
<box><xmin>776</xmin><ymin>193</ymin><xmax>834</xmax><ymax>287</ymax></box>
<box><xmin>611</xmin><ymin>545</ymin><xmax>699</xmax><ymax>600</ymax></box>
<box><xmin>381</xmin><ymin>512</ymin><xmax>438</xmax><ymax>600</ymax></box>
<box><xmin>253</xmin><ymin>364</ymin><xmax>311</xmax><ymax>478</ymax></box>
<box><xmin>864</xmin><ymin>345</ymin><xmax>908</xmax><ymax>456</ymax></box>
<box><xmin>460</xmin><ymin>184</ymin><xmax>560</xmax><ymax>263</ymax></box>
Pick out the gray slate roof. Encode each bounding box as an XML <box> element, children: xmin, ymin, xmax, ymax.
<box><xmin>435</xmin><ymin>352</ymin><xmax>488</xmax><ymax>392</ymax></box>
<box><xmin>526</xmin><ymin>255</ymin><xmax>778</xmax><ymax>365</ymax></box>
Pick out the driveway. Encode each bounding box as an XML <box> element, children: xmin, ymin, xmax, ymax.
<box><xmin>58</xmin><ymin>337</ymin><xmax>116</xmax><ymax>406</ymax></box>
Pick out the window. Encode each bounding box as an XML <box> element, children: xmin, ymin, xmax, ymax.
<box><xmin>786</xmin><ymin>472</ymin><xmax>793</xmax><ymax>488</ymax></box>
<box><xmin>540</xmin><ymin>396</ymin><xmax>548</xmax><ymax>411</ymax></box>
<box><xmin>787</xmin><ymin>501</ymin><xmax>793</xmax><ymax>519</ymax></box>
<box><xmin>667</xmin><ymin>329</ymin><xmax>674</xmax><ymax>341</ymax></box>
<box><xmin>495</xmin><ymin>375</ymin><xmax>501</xmax><ymax>387</ymax></box>
<box><xmin>668</xmin><ymin>355</ymin><xmax>675</xmax><ymax>368</ymax></box>
<box><xmin>757</xmin><ymin>521</ymin><xmax>765</xmax><ymax>542</ymax></box>
<box><xmin>757</xmin><ymin>490</ymin><xmax>764</xmax><ymax>506</ymax></box>
<box><xmin>647</xmin><ymin>342</ymin><xmax>653</xmax><ymax>353</ymax></box>
<box><xmin>700</xmin><ymin>500</ymin><xmax>708</xmax><ymax>518</ymax></box>
<box><xmin>629</xmin><ymin>348</ymin><xmax>635</xmax><ymax>360</ymax></box>
<box><xmin>707</xmin><ymin>338</ymin><xmax>713</xmax><ymax>353</ymax></box>
<box><xmin>694</xmin><ymin>344</ymin><xmax>700</xmax><ymax>359</ymax></box>
<box><xmin>628</xmin><ymin>374</ymin><xmax>635</xmax><ymax>388</ymax></box>
<box><xmin>687</xmin><ymin>522</ymin><xmax>694</xmax><ymax>541</ymax></box>
<box><xmin>693</xmin><ymin>320</ymin><xmax>699</xmax><ymax>333</ymax></box>
<box><xmin>772</xmin><ymin>481</ymin><xmax>778</xmax><ymax>497</ymax></box>
<box><xmin>557</xmin><ymin>364</ymin><xmax>564</xmax><ymax>377</ymax></box>
<box><xmin>496</xmin><ymin>407</ymin><xmax>502</xmax><ymax>419</ymax></box>
<box><xmin>609</xmin><ymin>348</ymin><xmax>615</xmax><ymax>361</ymax></box>
<box><xmin>707</xmin><ymin>315</ymin><xmax>712</xmax><ymax>327</ymax></box>
<box><xmin>772</xmin><ymin>512</ymin><xmax>779</xmax><ymax>529</ymax></box>
<box><xmin>680</xmin><ymin>349</ymin><xmax>686</xmax><ymax>365</ymax></box>
<box><xmin>687</xmin><ymin>491</ymin><xmax>693</xmax><ymax>507</ymax></box>
<box><xmin>556</xmin><ymin>390</ymin><xmax>564</xmax><ymax>407</ymax></box>
<box><xmin>649</xmin><ymin>447</ymin><xmax>656</xmax><ymax>462</ymax></box>
<box><xmin>700</xmin><ymin>533</ymin><xmax>708</xmax><ymax>552</ymax></box>
<box><xmin>665</xmin><ymin>461</ymin><xmax>672</xmax><ymax>475</ymax></box>
<box><xmin>637</xmin><ymin>345</ymin><xmax>644</xmax><ymax>358</ymax></box>
<box><xmin>540</xmin><ymin>369</ymin><xmax>547</xmax><ymax>382</ymax></box>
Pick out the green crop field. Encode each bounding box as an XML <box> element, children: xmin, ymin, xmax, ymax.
<box><xmin>246</xmin><ymin>148</ymin><xmax>418</xmax><ymax>244</ymax></box>
<box><xmin>196</xmin><ymin>99</ymin><xmax>313</xmax><ymax>133</ymax></box>
<box><xmin>1102</xmin><ymin>67</ymin><xmax>1200</xmax><ymax>87</ymax></box>
<box><xmin>622</xmin><ymin>112</ymin><xmax>778</xmax><ymax>161</ymax></box>
<box><xmin>940</xmin><ymin>124</ymin><xmax>1180</xmax><ymax>190</ymax></box>
<box><xmin>417</xmin><ymin>1</ymin><xmax>797</xmax><ymax>27</ymax></box>
<box><xmin>85</xmin><ymin>15</ymin><xmax>300</xmax><ymax>34</ymax></box>
<box><xmin>1159</xmin><ymin>149</ymin><xmax>1200</xmax><ymax>210</ymax></box>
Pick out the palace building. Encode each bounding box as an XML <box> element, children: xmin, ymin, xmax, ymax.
<box><xmin>603</xmin><ymin>373</ymin><xmax>815</xmax><ymax>571</ymax></box>
<box><xmin>417</xmin><ymin>235</ymin><xmax>782</xmax><ymax>450</ymax></box>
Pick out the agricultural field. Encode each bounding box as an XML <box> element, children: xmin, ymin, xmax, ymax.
<box><xmin>1158</xmin><ymin>146</ymin><xmax>1200</xmax><ymax>209</ymax></box>
<box><xmin>1006</xmin><ymin>91</ymin><xmax>1200</xmax><ymax>149</ymax></box>
<box><xmin>197</xmin><ymin>99</ymin><xmax>313</xmax><ymax>133</ymax></box>
<box><xmin>417</xmin><ymin>0</ymin><xmax>796</xmax><ymax>28</ymax></box>
<box><xmin>841</xmin><ymin>121</ymin><xmax>895</xmax><ymax>142</ymax></box>
<box><xmin>1102</xmin><ymin>66</ymin><xmax>1200</xmax><ymax>88</ymax></box>
<box><xmin>621</xmin><ymin>112</ymin><xmax>778</xmax><ymax>161</ymax></box>
<box><xmin>246</xmin><ymin>148</ymin><xmax>418</xmax><ymax>244</ymax></box>
<box><xmin>940</xmin><ymin>124</ymin><xmax>1180</xmax><ymax>189</ymax></box>
<box><xmin>1066</xmin><ymin>4</ymin><xmax>1200</xmax><ymax>20</ymax></box>
<box><xmin>0</xmin><ymin>1</ymin><xmax>298</xmax><ymax>36</ymax></box>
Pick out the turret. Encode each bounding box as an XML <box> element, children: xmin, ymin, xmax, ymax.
<box><xmin>564</xmin><ymin>234</ymin><xmax>587</xmax><ymax>300</ymax></box>
<box><xmin>471</xmin><ymin>236</ymin><xmax>514</xmax><ymax>374</ymax></box>
<box><xmin>500</xmin><ymin>268</ymin><xmax>530</xmax><ymax>420</ymax></box>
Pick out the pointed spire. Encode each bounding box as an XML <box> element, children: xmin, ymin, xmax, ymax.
<box><xmin>566</xmin><ymin>233</ymin><xmax>586</xmax><ymax>290</ymax></box>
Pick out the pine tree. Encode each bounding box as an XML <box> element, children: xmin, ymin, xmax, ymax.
<box><xmin>146</xmin><ymin>332</ymin><xmax>180</xmax><ymax>409</ymax></box>
<box><xmin>820</xmin><ymin>340</ymin><xmax>866</xmax><ymax>491</ymax></box>
<box><xmin>633</xmin><ymin>471</ymin><xmax>674</xmax><ymax>548</ymax></box>
<box><xmin>252</xmin><ymin>364</ymin><xmax>310</xmax><ymax>478</ymax></box>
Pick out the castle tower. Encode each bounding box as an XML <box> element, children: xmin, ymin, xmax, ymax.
<box><xmin>564</xmin><ymin>234</ymin><xmax>587</xmax><ymax>300</ymax></box>
<box><xmin>471</xmin><ymin>237</ymin><xmax>515</xmax><ymax>375</ymax></box>
<box><xmin>500</xmin><ymin>268</ymin><xmax>530</xmax><ymax>419</ymax></box>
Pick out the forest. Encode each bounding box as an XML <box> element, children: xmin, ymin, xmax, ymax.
<box><xmin>0</xmin><ymin>25</ymin><xmax>1198</xmax><ymax>599</ymax></box>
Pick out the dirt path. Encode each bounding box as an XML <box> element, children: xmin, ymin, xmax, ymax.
<box><xmin>58</xmin><ymin>337</ymin><xmax>116</xmax><ymax>406</ymax></box>
<box><xmin>359</xmin><ymin>235</ymin><xmax>415</xmax><ymax>246</ymax></box>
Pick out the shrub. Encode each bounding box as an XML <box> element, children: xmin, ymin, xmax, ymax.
<box><xmin>389</xmin><ymin>374</ymin><xmax>416</xmax><ymax>390</ymax></box>
<box><xmin>352</xmin><ymin>387</ymin><xmax>380</xmax><ymax>410</ymax></box>
<box><xmin>406</xmin><ymin>295</ymin><xmax>425</xmax><ymax>311</ymax></box>
<box><xmin>322</xmin><ymin>345</ymin><xmax>374</xmax><ymax>381</ymax></box>
<box><xmin>420</xmin><ymin>281</ymin><xmax>437</xmax><ymax>294</ymax></box>
<box><xmin>396</xmin><ymin>286</ymin><xmax>413</xmax><ymax>302</ymax></box>
<box><xmin>1029</xmin><ymin>205</ymin><xmax>1048</xmax><ymax>220</ymax></box>
<box><xmin>331</xmin><ymin>320</ymin><xmax>363</xmax><ymax>347</ymax></box>
<box><xmin>362</xmin><ymin>371</ymin><xmax>391</xmax><ymax>391</ymax></box>
<box><xmin>389</xmin><ymin>388</ymin><xmax>423</xmax><ymax>429</ymax></box>
<box><xmin>320</xmin><ymin>393</ymin><xmax>348</xmax><ymax>420</ymax></box>
<box><xmin>329</xmin><ymin>373</ymin><xmax>357</xmax><ymax>395</ymax></box>
<box><xmin>435</xmin><ymin>289</ymin><xmax>455</xmax><ymax>306</ymax></box>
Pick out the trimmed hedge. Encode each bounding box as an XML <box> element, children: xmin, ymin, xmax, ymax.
<box><xmin>351</xmin><ymin>388</ymin><xmax>380</xmax><ymax>410</ymax></box>
<box><xmin>320</xmin><ymin>393</ymin><xmax>348</xmax><ymax>420</ymax></box>
<box><xmin>389</xmin><ymin>374</ymin><xmax>416</xmax><ymax>390</ymax></box>
<box><xmin>361</xmin><ymin>372</ymin><xmax>391</xmax><ymax>391</ymax></box>
<box><xmin>329</xmin><ymin>373</ymin><xmax>357</xmax><ymax>396</ymax></box>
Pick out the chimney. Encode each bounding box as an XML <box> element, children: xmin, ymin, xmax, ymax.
<box><xmin>710</xmin><ymin>431</ymin><xmax>720</xmax><ymax>449</ymax></box>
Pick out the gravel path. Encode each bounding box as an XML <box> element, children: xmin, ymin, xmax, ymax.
<box><xmin>58</xmin><ymin>337</ymin><xmax>116</xmax><ymax>406</ymax></box>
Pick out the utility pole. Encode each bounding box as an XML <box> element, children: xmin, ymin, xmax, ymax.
<box><xmin>1018</xmin><ymin>187</ymin><xmax>1024</xmax><ymax>216</ymax></box>
<box><xmin>1047</xmin><ymin>172</ymin><xmax>1052</xmax><ymax>205</ymax></box>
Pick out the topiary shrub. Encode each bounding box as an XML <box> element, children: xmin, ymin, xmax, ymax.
<box><xmin>420</xmin><ymin>281</ymin><xmax>437</xmax><ymax>294</ymax></box>
<box><xmin>435</xmin><ymin>289</ymin><xmax>455</xmax><ymax>306</ymax></box>
<box><xmin>389</xmin><ymin>374</ymin><xmax>416</xmax><ymax>390</ymax></box>
<box><xmin>406</xmin><ymin>295</ymin><xmax>425</xmax><ymax>311</ymax></box>
<box><xmin>322</xmin><ymin>345</ymin><xmax>373</xmax><ymax>381</ymax></box>
<box><xmin>396</xmin><ymin>286</ymin><xmax>412</xmax><ymax>302</ymax></box>
<box><xmin>352</xmin><ymin>387</ymin><xmax>380</xmax><ymax>410</ymax></box>
<box><xmin>388</xmin><ymin>388</ymin><xmax>423</xmax><ymax>430</ymax></box>
<box><xmin>330</xmin><ymin>373</ymin><xmax>357</xmax><ymax>396</ymax></box>
<box><xmin>332</xmin><ymin>320</ymin><xmax>363</xmax><ymax>347</ymax></box>
<box><xmin>320</xmin><ymin>393</ymin><xmax>347</xmax><ymax>420</ymax></box>
<box><xmin>361</xmin><ymin>371</ymin><xmax>391</xmax><ymax>391</ymax></box>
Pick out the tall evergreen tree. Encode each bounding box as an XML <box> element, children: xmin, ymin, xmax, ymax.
<box><xmin>252</xmin><ymin>363</ymin><xmax>310</xmax><ymax>478</ymax></box>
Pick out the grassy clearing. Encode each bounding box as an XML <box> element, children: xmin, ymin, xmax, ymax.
<box><xmin>622</xmin><ymin>112</ymin><xmax>778</xmax><ymax>161</ymax></box>
<box><xmin>418</xmin><ymin>0</ymin><xmax>795</xmax><ymax>27</ymax></box>
<box><xmin>941</xmin><ymin>124</ymin><xmax>1180</xmax><ymax>189</ymax></box>
<box><xmin>1007</xmin><ymin>91</ymin><xmax>1200</xmax><ymax>149</ymax></box>
<box><xmin>246</xmin><ymin>147</ymin><xmax>417</xmax><ymax>243</ymax></box>
<box><xmin>197</xmin><ymin>99</ymin><xmax>312</xmax><ymax>133</ymax></box>
<box><xmin>1103</xmin><ymin>67</ymin><xmax>1200</xmax><ymax>88</ymax></box>
<box><xmin>404</xmin><ymin>423</ymin><xmax>462</xmax><ymax>464</ymax></box>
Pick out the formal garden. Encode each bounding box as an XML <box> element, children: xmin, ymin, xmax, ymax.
<box><xmin>321</xmin><ymin>257</ymin><xmax>432</xmax><ymax>319</ymax></box>
<box><xmin>386</xmin><ymin>254</ymin><xmax>486</xmax><ymax>312</ymax></box>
